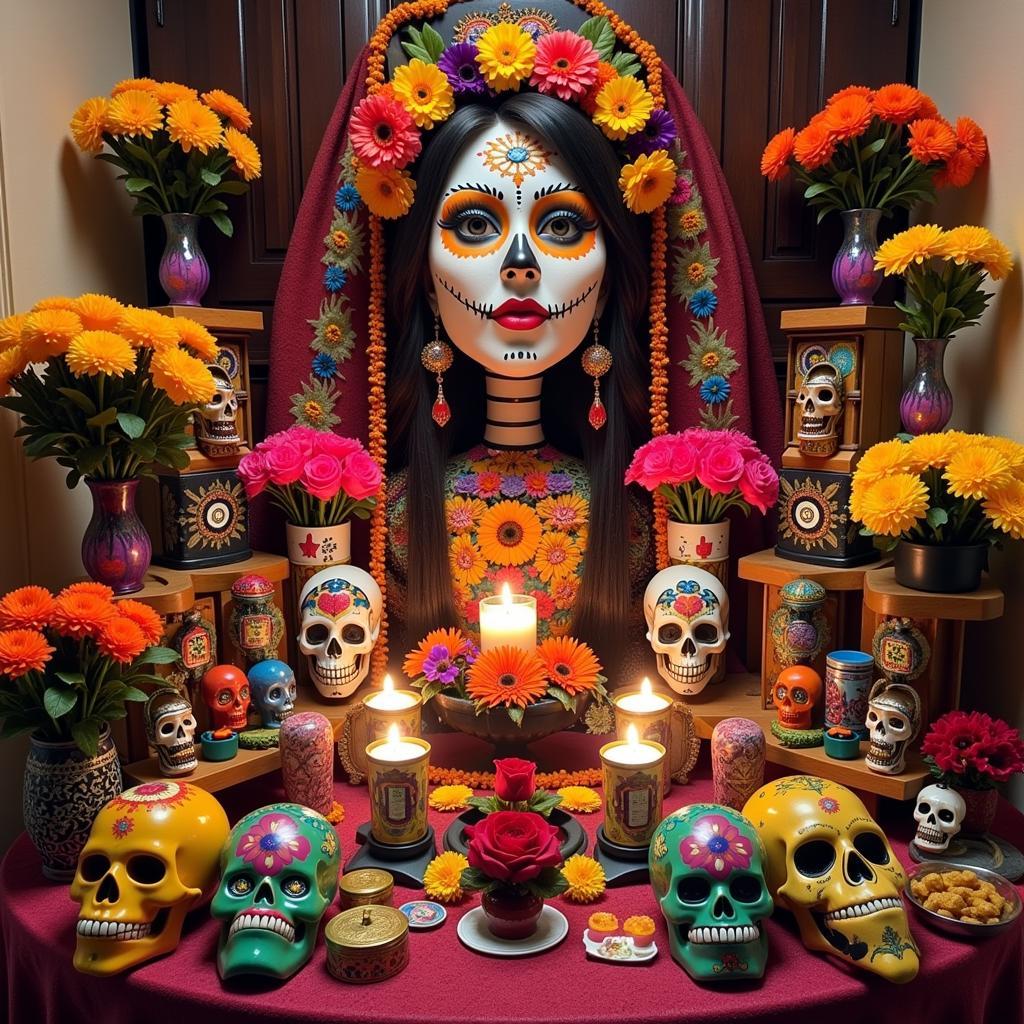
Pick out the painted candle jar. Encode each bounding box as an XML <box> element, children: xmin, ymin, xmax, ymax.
<box><xmin>824</xmin><ymin>650</ymin><xmax>875</xmax><ymax>738</ymax></box>
<box><xmin>599</xmin><ymin>739</ymin><xmax>666</xmax><ymax>848</ymax></box>
<box><xmin>365</xmin><ymin>736</ymin><xmax>431</xmax><ymax>846</ymax></box>
<box><xmin>711</xmin><ymin>717</ymin><xmax>766</xmax><ymax>811</ymax></box>
<box><xmin>613</xmin><ymin>688</ymin><xmax>674</xmax><ymax>795</ymax></box>
<box><xmin>280</xmin><ymin>712</ymin><xmax>335</xmax><ymax>817</ymax></box>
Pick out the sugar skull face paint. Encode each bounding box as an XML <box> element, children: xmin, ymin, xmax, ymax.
<box><xmin>428</xmin><ymin>117</ymin><xmax>607</xmax><ymax>376</ymax></box>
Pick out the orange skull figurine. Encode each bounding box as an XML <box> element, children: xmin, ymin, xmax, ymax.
<box><xmin>773</xmin><ymin>665</ymin><xmax>822</xmax><ymax>731</ymax></box>
<box><xmin>201</xmin><ymin>664</ymin><xmax>251</xmax><ymax>731</ymax></box>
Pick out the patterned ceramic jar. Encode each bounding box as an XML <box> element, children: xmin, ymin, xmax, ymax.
<box><xmin>711</xmin><ymin>718</ymin><xmax>765</xmax><ymax>810</ymax></box>
<box><xmin>824</xmin><ymin>650</ymin><xmax>875</xmax><ymax>737</ymax></box>
<box><xmin>280</xmin><ymin>712</ymin><xmax>335</xmax><ymax>817</ymax></box>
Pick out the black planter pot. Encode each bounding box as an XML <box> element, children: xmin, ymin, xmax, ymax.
<box><xmin>894</xmin><ymin>541</ymin><xmax>988</xmax><ymax>594</ymax></box>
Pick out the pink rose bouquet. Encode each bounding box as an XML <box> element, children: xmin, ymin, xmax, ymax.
<box><xmin>238</xmin><ymin>425</ymin><xmax>381</xmax><ymax>526</ymax></box>
<box><xmin>625</xmin><ymin>428</ymin><xmax>779</xmax><ymax>523</ymax></box>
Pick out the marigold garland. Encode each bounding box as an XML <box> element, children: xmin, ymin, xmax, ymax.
<box><xmin>429</xmin><ymin>765</ymin><xmax>602</xmax><ymax>789</ymax></box>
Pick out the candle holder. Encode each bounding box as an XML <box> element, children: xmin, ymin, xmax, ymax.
<box><xmin>612</xmin><ymin>686</ymin><xmax>699</xmax><ymax>793</ymax></box>
<box><xmin>478</xmin><ymin>589</ymin><xmax>537</xmax><ymax>653</ymax></box>
<box><xmin>361</xmin><ymin>688</ymin><xmax>422</xmax><ymax>743</ymax></box>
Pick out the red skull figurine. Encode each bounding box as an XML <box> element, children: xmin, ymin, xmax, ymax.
<box><xmin>201</xmin><ymin>665</ymin><xmax>251</xmax><ymax>731</ymax></box>
<box><xmin>772</xmin><ymin>665</ymin><xmax>822</xmax><ymax>731</ymax></box>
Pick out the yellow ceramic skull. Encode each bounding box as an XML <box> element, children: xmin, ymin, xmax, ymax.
<box><xmin>743</xmin><ymin>775</ymin><xmax>919</xmax><ymax>983</ymax></box>
<box><xmin>70</xmin><ymin>780</ymin><xmax>230</xmax><ymax>975</ymax></box>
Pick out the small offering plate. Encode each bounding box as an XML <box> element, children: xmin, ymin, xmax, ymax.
<box><xmin>583</xmin><ymin>929</ymin><xmax>658</xmax><ymax>964</ymax></box>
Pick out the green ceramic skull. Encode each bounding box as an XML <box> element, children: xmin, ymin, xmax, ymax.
<box><xmin>211</xmin><ymin>802</ymin><xmax>339</xmax><ymax>980</ymax></box>
<box><xmin>649</xmin><ymin>803</ymin><xmax>772</xmax><ymax>982</ymax></box>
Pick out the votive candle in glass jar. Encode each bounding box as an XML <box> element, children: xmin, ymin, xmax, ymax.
<box><xmin>599</xmin><ymin>724</ymin><xmax>665</xmax><ymax>848</ymax></box>
<box><xmin>365</xmin><ymin>726</ymin><xmax>430</xmax><ymax>846</ymax></box>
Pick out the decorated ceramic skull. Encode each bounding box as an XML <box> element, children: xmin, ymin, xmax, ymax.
<box><xmin>772</xmin><ymin>666</ymin><xmax>823</xmax><ymax>731</ymax></box>
<box><xmin>649</xmin><ymin>803</ymin><xmax>772</xmax><ymax>982</ymax></box>
<box><xmin>144</xmin><ymin>688</ymin><xmax>198</xmax><ymax>776</ymax></box>
<box><xmin>201</xmin><ymin>664</ymin><xmax>251</xmax><ymax>731</ymax></box>
<box><xmin>194</xmin><ymin>363</ymin><xmax>240</xmax><ymax>456</ymax></box>
<box><xmin>796</xmin><ymin>361</ymin><xmax>844</xmax><ymax>458</ymax></box>
<box><xmin>744</xmin><ymin>776</ymin><xmax>919</xmax><ymax>983</ymax></box>
<box><xmin>866</xmin><ymin>681</ymin><xmax>922</xmax><ymax>775</ymax></box>
<box><xmin>248</xmin><ymin>659</ymin><xmax>296</xmax><ymax>728</ymax></box>
<box><xmin>70</xmin><ymin>781</ymin><xmax>229</xmax><ymax>976</ymax></box>
<box><xmin>644</xmin><ymin>566</ymin><xmax>729</xmax><ymax>696</ymax></box>
<box><xmin>912</xmin><ymin>783</ymin><xmax>966</xmax><ymax>854</ymax></box>
<box><xmin>211</xmin><ymin>802</ymin><xmax>340</xmax><ymax>981</ymax></box>
<box><xmin>297</xmin><ymin>566</ymin><xmax>382</xmax><ymax>700</ymax></box>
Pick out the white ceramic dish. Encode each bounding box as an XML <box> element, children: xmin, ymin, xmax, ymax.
<box><xmin>582</xmin><ymin>929</ymin><xmax>658</xmax><ymax>963</ymax></box>
<box><xmin>456</xmin><ymin>905</ymin><xmax>569</xmax><ymax>957</ymax></box>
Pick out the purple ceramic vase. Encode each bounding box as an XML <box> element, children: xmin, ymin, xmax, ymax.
<box><xmin>900</xmin><ymin>337</ymin><xmax>953</xmax><ymax>435</ymax></box>
<box><xmin>280</xmin><ymin>712</ymin><xmax>335</xmax><ymax>817</ymax></box>
<box><xmin>158</xmin><ymin>213</ymin><xmax>210</xmax><ymax>306</ymax></box>
<box><xmin>711</xmin><ymin>717</ymin><xmax>766</xmax><ymax>811</ymax></box>
<box><xmin>832</xmin><ymin>208</ymin><xmax>884</xmax><ymax>305</ymax></box>
<box><xmin>81</xmin><ymin>479</ymin><xmax>151</xmax><ymax>595</ymax></box>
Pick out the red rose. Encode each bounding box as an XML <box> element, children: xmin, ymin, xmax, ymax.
<box><xmin>464</xmin><ymin>810</ymin><xmax>562</xmax><ymax>884</ymax></box>
<box><xmin>493</xmin><ymin>757</ymin><xmax>536</xmax><ymax>802</ymax></box>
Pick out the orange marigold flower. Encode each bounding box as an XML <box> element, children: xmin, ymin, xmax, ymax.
<box><xmin>61</xmin><ymin>581</ymin><xmax>115</xmax><ymax>600</ymax></box>
<box><xmin>106</xmin><ymin>88</ymin><xmax>164</xmax><ymax>139</ymax></box>
<box><xmin>822</xmin><ymin>94</ymin><xmax>873</xmax><ymax>141</ymax></box>
<box><xmin>537</xmin><ymin>636</ymin><xmax>602</xmax><ymax>696</ymax></box>
<box><xmin>827</xmin><ymin>84</ymin><xmax>874</xmax><ymax>106</ymax></box>
<box><xmin>20</xmin><ymin>309</ymin><xmax>83</xmax><ymax>363</ymax></box>
<box><xmin>223</xmin><ymin>126</ymin><xmax>262</xmax><ymax>181</ymax></box>
<box><xmin>760</xmin><ymin>127</ymin><xmax>795</xmax><ymax>181</ymax></box>
<box><xmin>403</xmin><ymin>627</ymin><xmax>472</xmax><ymax>679</ymax></box>
<box><xmin>166</xmin><ymin>98</ymin><xmax>223</xmax><ymax>154</ymax></box>
<box><xmin>0</xmin><ymin>586</ymin><xmax>55</xmax><ymax>631</ymax></box>
<box><xmin>935</xmin><ymin>148</ymin><xmax>979</xmax><ymax>189</ymax></box>
<box><xmin>0</xmin><ymin>629</ymin><xmax>54</xmax><ymax>678</ymax></box>
<box><xmin>115</xmin><ymin>599</ymin><xmax>163</xmax><ymax>646</ymax></box>
<box><xmin>467</xmin><ymin>645</ymin><xmax>549</xmax><ymax>709</ymax></box>
<box><xmin>793</xmin><ymin>121</ymin><xmax>836</xmax><ymax>171</ymax></box>
<box><xmin>75</xmin><ymin>293</ymin><xmax>125</xmax><ymax>332</ymax></box>
<box><xmin>579</xmin><ymin>60</ymin><xmax>619</xmax><ymax>116</ymax></box>
<box><xmin>51</xmin><ymin>592</ymin><xmax>118</xmax><ymax>639</ymax></box>
<box><xmin>955</xmin><ymin>116</ymin><xmax>987</xmax><ymax>166</ymax></box>
<box><xmin>97</xmin><ymin>616</ymin><xmax>148</xmax><ymax>664</ymax></box>
<box><xmin>907</xmin><ymin>118</ymin><xmax>957</xmax><ymax>165</ymax></box>
<box><xmin>916</xmin><ymin>93</ymin><xmax>940</xmax><ymax>120</ymax></box>
<box><xmin>872</xmin><ymin>83</ymin><xmax>925</xmax><ymax>125</ymax></box>
<box><xmin>201</xmin><ymin>88</ymin><xmax>253</xmax><ymax>131</ymax></box>
<box><xmin>153</xmin><ymin>81</ymin><xmax>199</xmax><ymax>106</ymax></box>
<box><xmin>174</xmin><ymin>317</ymin><xmax>220</xmax><ymax>362</ymax></box>
<box><xmin>112</xmin><ymin>77</ymin><xmax>159</xmax><ymax>96</ymax></box>
<box><xmin>70</xmin><ymin>97</ymin><xmax>110</xmax><ymax>153</ymax></box>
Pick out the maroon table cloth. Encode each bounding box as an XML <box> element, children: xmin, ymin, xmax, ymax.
<box><xmin>2</xmin><ymin>732</ymin><xmax>1023</xmax><ymax>1024</ymax></box>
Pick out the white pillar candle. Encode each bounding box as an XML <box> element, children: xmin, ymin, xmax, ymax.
<box><xmin>364</xmin><ymin>674</ymin><xmax>419</xmax><ymax>711</ymax></box>
<box><xmin>478</xmin><ymin>583</ymin><xmax>537</xmax><ymax>653</ymax></box>
<box><xmin>615</xmin><ymin>677</ymin><xmax>671</xmax><ymax>714</ymax></box>
<box><xmin>370</xmin><ymin>725</ymin><xmax>427</xmax><ymax>763</ymax></box>
<box><xmin>602</xmin><ymin>723</ymin><xmax>664</xmax><ymax>767</ymax></box>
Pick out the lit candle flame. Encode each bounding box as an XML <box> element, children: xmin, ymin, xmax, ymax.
<box><xmin>501</xmin><ymin>582</ymin><xmax>512</xmax><ymax>608</ymax></box>
<box><xmin>382</xmin><ymin>674</ymin><xmax>394</xmax><ymax>695</ymax></box>
<box><xmin>626</xmin><ymin>723</ymin><xmax>640</xmax><ymax>747</ymax></box>
<box><xmin>640</xmin><ymin>677</ymin><xmax>652</xmax><ymax>699</ymax></box>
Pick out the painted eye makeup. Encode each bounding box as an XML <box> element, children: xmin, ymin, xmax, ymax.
<box><xmin>536</xmin><ymin>206</ymin><xmax>596</xmax><ymax>245</ymax></box>
<box><xmin>438</xmin><ymin>201</ymin><xmax>503</xmax><ymax>244</ymax></box>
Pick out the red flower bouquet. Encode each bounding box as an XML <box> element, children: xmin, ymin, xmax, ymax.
<box><xmin>461</xmin><ymin>809</ymin><xmax>568</xmax><ymax>897</ymax></box>
<box><xmin>922</xmin><ymin>710</ymin><xmax>1024</xmax><ymax>790</ymax></box>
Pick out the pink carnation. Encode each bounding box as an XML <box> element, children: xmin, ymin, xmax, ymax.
<box><xmin>739</xmin><ymin>456</ymin><xmax>780</xmax><ymax>513</ymax></box>
<box><xmin>301</xmin><ymin>454</ymin><xmax>345</xmax><ymax>502</ymax></box>
<box><xmin>340</xmin><ymin>451</ymin><xmax>383</xmax><ymax>501</ymax></box>
<box><xmin>529</xmin><ymin>31</ymin><xmax>599</xmax><ymax>101</ymax></box>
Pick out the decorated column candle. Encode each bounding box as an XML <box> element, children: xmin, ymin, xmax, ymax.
<box><xmin>366</xmin><ymin>726</ymin><xmax>431</xmax><ymax>846</ymax></box>
<box><xmin>600</xmin><ymin>725</ymin><xmax>665</xmax><ymax>848</ymax></box>
<box><xmin>362</xmin><ymin>674</ymin><xmax>422</xmax><ymax>742</ymax></box>
<box><xmin>478</xmin><ymin>583</ymin><xmax>537</xmax><ymax>653</ymax></box>
<box><xmin>711</xmin><ymin>717</ymin><xmax>766</xmax><ymax>810</ymax></box>
<box><xmin>613</xmin><ymin>677</ymin><xmax>673</xmax><ymax>794</ymax></box>
<box><xmin>280</xmin><ymin>712</ymin><xmax>336</xmax><ymax>818</ymax></box>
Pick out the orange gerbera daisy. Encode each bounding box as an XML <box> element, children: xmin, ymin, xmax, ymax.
<box><xmin>954</xmin><ymin>116</ymin><xmax>987</xmax><ymax>166</ymax></box>
<box><xmin>115</xmin><ymin>599</ymin><xmax>163</xmax><ymax>646</ymax></box>
<box><xmin>223</xmin><ymin>127</ymin><xmax>262</xmax><ymax>181</ymax></box>
<box><xmin>61</xmin><ymin>581</ymin><xmax>115</xmax><ymax>600</ymax></box>
<box><xmin>51</xmin><ymin>592</ymin><xmax>118</xmax><ymax>639</ymax></box>
<box><xmin>536</xmin><ymin>494</ymin><xmax>589</xmax><ymax>531</ymax></box>
<box><xmin>872</xmin><ymin>83</ymin><xmax>925</xmax><ymax>125</ymax></box>
<box><xmin>69</xmin><ymin>96</ymin><xmax>110</xmax><ymax>153</ymax></box>
<box><xmin>403</xmin><ymin>627</ymin><xmax>472</xmax><ymax>679</ymax></box>
<box><xmin>0</xmin><ymin>586</ymin><xmax>55</xmax><ymax>630</ymax></box>
<box><xmin>478</xmin><ymin>501</ymin><xmax>542</xmax><ymax>566</ymax></box>
<box><xmin>821</xmin><ymin>94</ymin><xmax>873</xmax><ymax>140</ymax></box>
<box><xmin>535</xmin><ymin>531</ymin><xmax>582</xmax><ymax>582</ymax></box>
<box><xmin>551</xmin><ymin>576</ymin><xmax>580</xmax><ymax>611</ymax></box>
<box><xmin>117</xmin><ymin>306</ymin><xmax>180</xmax><ymax>350</ymax></box>
<box><xmin>450</xmin><ymin>535</ymin><xmax>488</xmax><ymax>587</ymax></box>
<box><xmin>153</xmin><ymin>81</ymin><xmax>199</xmax><ymax>106</ymax></box>
<box><xmin>907</xmin><ymin>118</ymin><xmax>957</xmax><ymax>165</ymax></box>
<box><xmin>793</xmin><ymin>121</ymin><xmax>836</xmax><ymax>171</ymax></box>
<box><xmin>760</xmin><ymin>126</ymin><xmax>795</xmax><ymax>181</ymax></box>
<box><xmin>0</xmin><ymin>629</ymin><xmax>55</xmax><ymax>678</ymax></box>
<box><xmin>537</xmin><ymin>636</ymin><xmax>602</xmax><ymax>696</ymax></box>
<box><xmin>446</xmin><ymin>496</ymin><xmax>488</xmax><ymax>534</ymax></box>
<box><xmin>201</xmin><ymin>88</ymin><xmax>253</xmax><ymax>131</ymax></box>
<box><xmin>97</xmin><ymin>616</ymin><xmax>148</xmax><ymax>664</ymax></box>
<box><xmin>467</xmin><ymin>645</ymin><xmax>549</xmax><ymax>709</ymax></box>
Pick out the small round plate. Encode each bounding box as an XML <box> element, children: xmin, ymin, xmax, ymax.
<box><xmin>456</xmin><ymin>905</ymin><xmax>569</xmax><ymax>957</ymax></box>
<box><xmin>583</xmin><ymin>929</ymin><xmax>658</xmax><ymax>964</ymax></box>
<box><xmin>399</xmin><ymin>901</ymin><xmax>447</xmax><ymax>929</ymax></box>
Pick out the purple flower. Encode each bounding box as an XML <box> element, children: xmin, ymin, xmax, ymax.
<box><xmin>626</xmin><ymin>109</ymin><xmax>677</xmax><ymax>158</ymax></box>
<box><xmin>438</xmin><ymin>42</ymin><xmax>490</xmax><ymax>96</ymax></box>
<box><xmin>464</xmin><ymin>642</ymin><xmax>480</xmax><ymax>665</ymax></box>
<box><xmin>670</xmin><ymin>176</ymin><xmax>692</xmax><ymax>206</ymax></box>
<box><xmin>454</xmin><ymin>473</ymin><xmax>479</xmax><ymax>495</ymax></box>
<box><xmin>500</xmin><ymin>475</ymin><xmax>526</xmax><ymax>497</ymax></box>
<box><xmin>546</xmin><ymin>471</ymin><xmax>573</xmax><ymax>495</ymax></box>
<box><xmin>423</xmin><ymin>644</ymin><xmax>460</xmax><ymax>685</ymax></box>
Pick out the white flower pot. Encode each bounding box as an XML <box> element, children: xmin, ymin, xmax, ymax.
<box><xmin>286</xmin><ymin>522</ymin><xmax>351</xmax><ymax>592</ymax></box>
<box><xmin>667</xmin><ymin>519</ymin><xmax>729</xmax><ymax>585</ymax></box>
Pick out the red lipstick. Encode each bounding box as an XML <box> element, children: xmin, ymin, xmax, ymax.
<box><xmin>490</xmin><ymin>298</ymin><xmax>549</xmax><ymax>331</ymax></box>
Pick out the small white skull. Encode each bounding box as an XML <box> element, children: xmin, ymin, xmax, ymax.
<box><xmin>865</xmin><ymin>681</ymin><xmax>921</xmax><ymax>775</ymax></box>
<box><xmin>796</xmin><ymin>361</ymin><xmax>844</xmax><ymax>458</ymax></box>
<box><xmin>144</xmin><ymin>689</ymin><xmax>197</xmax><ymax>777</ymax></box>
<box><xmin>297</xmin><ymin>566</ymin><xmax>381</xmax><ymax>700</ymax></box>
<box><xmin>195</xmin><ymin>364</ymin><xmax>240</xmax><ymax>456</ymax></box>
<box><xmin>913</xmin><ymin>783</ymin><xmax>966</xmax><ymax>854</ymax></box>
<box><xmin>644</xmin><ymin>566</ymin><xmax>729</xmax><ymax>696</ymax></box>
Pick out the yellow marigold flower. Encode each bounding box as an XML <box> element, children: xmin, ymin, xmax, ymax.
<box><xmin>117</xmin><ymin>307</ymin><xmax>180</xmax><ymax>350</ymax></box>
<box><xmin>475</xmin><ymin>23</ymin><xmax>536</xmax><ymax>93</ymax></box>
<box><xmin>557</xmin><ymin>785</ymin><xmax>602</xmax><ymax>813</ymax></box>
<box><xmin>874</xmin><ymin>224</ymin><xmax>944</xmax><ymax>275</ymax></box>
<box><xmin>936</xmin><ymin>225</ymin><xmax>994</xmax><ymax>267</ymax></box>
<box><xmin>986</xmin><ymin>436</ymin><xmax>1024</xmax><ymax>476</ymax></box>
<box><xmin>853</xmin><ymin>438</ymin><xmax>913</xmax><ymax>485</ymax></box>
<box><xmin>69</xmin><ymin>97</ymin><xmax>110</xmax><ymax>153</ymax></box>
<box><xmin>423</xmin><ymin>851</ymin><xmax>468</xmax><ymax>904</ymax></box>
<box><xmin>984</xmin><ymin>478</ymin><xmax>1024</xmax><ymax>539</ymax></box>
<box><xmin>593</xmin><ymin>75</ymin><xmax>654</xmax><ymax>140</ymax></box>
<box><xmin>619</xmin><ymin>148</ymin><xmax>676</xmax><ymax>213</ymax></box>
<box><xmin>153</xmin><ymin>81</ymin><xmax>199</xmax><ymax>106</ymax></box>
<box><xmin>906</xmin><ymin>431</ymin><xmax>962</xmax><ymax>472</ymax></box>
<box><xmin>944</xmin><ymin>445</ymin><xmax>1012</xmax><ymax>500</ymax></box>
<box><xmin>981</xmin><ymin>236</ymin><xmax>1014</xmax><ymax>281</ymax></box>
<box><xmin>0</xmin><ymin>314</ymin><xmax>26</xmax><ymax>350</ymax></box>
<box><xmin>74</xmin><ymin>293</ymin><xmax>125</xmax><ymax>332</ymax></box>
<box><xmin>106</xmin><ymin>88</ymin><xmax>163</xmax><ymax>139</ymax></box>
<box><xmin>562</xmin><ymin>854</ymin><xmax>606</xmax><ymax>902</ymax></box>
<box><xmin>112</xmin><ymin>77</ymin><xmax>159</xmax><ymax>95</ymax></box>
<box><xmin>0</xmin><ymin>346</ymin><xmax>28</xmax><ymax>394</ymax></box>
<box><xmin>223</xmin><ymin>126</ymin><xmax>262</xmax><ymax>181</ymax></box>
<box><xmin>32</xmin><ymin>296</ymin><xmax>78</xmax><ymax>311</ymax></box>
<box><xmin>392</xmin><ymin>58</ymin><xmax>455</xmax><ymax>128</ymax></box>
<box><xmin>174</xmin><ymin>318</ymin><xmax>219</xmax><ymax>362</ymax></box>
<box><xmin>66</xmin><ymin>330</ymin><xmax>136</xmax><ymax>378</ymax></box>
<box><xmin>20</xmin><ymin>309</ymin><xmax>83</xmax><ymax>362</ymax></box>
<box><xmin>201</xmin><ymin>88</ymin><xmax>252</xmax><ymax>131</ymax></box>
<box><xmin>855</xmin><ymin>473</ymin><xmax>929</xmax><ymax>537</ymax></box>
<box><xmin>166</xmin><ymin>98</ymin><xmax>223</xmax><ymax>154</ymax></box>
<box><xmin>355</xmin><ymin>165</ymin><xmax>415</xmax><ymax>219</ymax></box>
<box><xmin>151</xmin><ymin>347</ymin><xmax>217</xmax><ymax>405</ymax></box>
<box><xmin>428</xmin><ymin>784</ymin><xmax>474</xmax><ymax>811</ymax></box>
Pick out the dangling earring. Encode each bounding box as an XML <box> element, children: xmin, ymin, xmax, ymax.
<box><xmin>421</xmin><ymin>315</ymin><xmax>454</xmax><ymax>427</ymax></box>
<box><xmin>582</xmin><ymin>319</ymin><xmax>612</xmax><ymax>431</ymax></box>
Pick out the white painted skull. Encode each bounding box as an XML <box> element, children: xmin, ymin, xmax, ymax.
<box><xmin>913</xmin><ymin>783</ymin><xmax>966</xmax><ymax>854</ymax></box>
<box><xmin>195</xmin><ymin>364</ymin><xmax>240</xmax><ymax>455</ymax></box>
<box><xmin>865</xmin><ymin>681</ymin><xmax>921</xmax><ymax>775</ymax></box>
<box><xmin>144</xmin><ymin>689</ymin><xmax>197</xmax><ymax>777</ymax></box>
<box><xmin>644</xmin><ymin>566</ymin><xmax>729</xmax><ymax>696</ymax></box>
<box><xmin>297</xmin><ymin>566</ymin><xmax>381</xmax><ymax>700</ymax></box>
<box><xmin>796</xmin><ymin>361</ymin><xmax>844</xmax><ymax>457</ymax></box>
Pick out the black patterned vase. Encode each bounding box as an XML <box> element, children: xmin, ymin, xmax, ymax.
<box><xmin>22</xmin><ymin>727</ymin><xmax>123</xmax><ymax>881</ymax></box>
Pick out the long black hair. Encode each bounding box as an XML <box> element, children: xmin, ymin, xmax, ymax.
<box><xmin>386</xmin><ymin>93</ymin><xmax>650</xmax><ymax>668</ymax></box>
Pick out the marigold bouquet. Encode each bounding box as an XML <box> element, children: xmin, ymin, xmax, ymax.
<box><xmin>0</xmin><ymin>295</ymin><xmax>216</xmax><ymax>484</ymax></box>
<box><xmin>874</xmin><ymin>225</ymin><xmax>1013</xmax><ymax>339</ymax></box>
<box><xmin>850</xmin><ymin>432</ymin><xmax>1024</xmax><ymax>550</ymax></box>
<box><xmin>70</xmin><ymin>79</ymin><xmax>261</xmax><ymax>236</ymax></box>
<box><xmin>760</xmin><ymin>83</ymin><xmax>986</xmax><ymax>221</ymax></box>
<box><xmin>0</xmin><ymin>582</ymin><xmax>178</xmax><ymax>755</ymax></box>
<box><xmin>922</xmin><ymin>710</ymin><xmax>1024</xmax><ymax>790</ymax></box>
<box><xmin>625</xmin><ymin>428</ymin><xmax>779</xmax><ymax>522</ymax></box>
